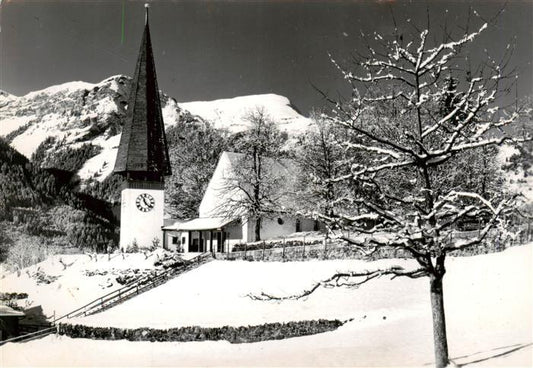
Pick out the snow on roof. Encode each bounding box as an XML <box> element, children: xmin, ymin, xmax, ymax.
<box><xmin>199</xmin><ymin>151</ymin><xmax>300</xmax><ymax>218</ymax></box>
<box><xmin>0</xmin><ymin>305</ymin><xmax>25</xmax><ymax>317</ymax></box>
<box><xmin>163</xmin><ymin>217</ymin><xmax>238</xmax><ymax>231</ymax></box>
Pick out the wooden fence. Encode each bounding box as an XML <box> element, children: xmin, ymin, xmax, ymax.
<box><xmin>216</xmin><ymin>226</ymin><xmax>533</xmax><ymax>262</ymax></box>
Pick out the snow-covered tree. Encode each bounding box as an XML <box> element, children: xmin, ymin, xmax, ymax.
<box><xmin>219</xmin><ymin>108</ymin><xmax>287</xmax><ymax>241</ymax></box>
<box><xmin>295</xmin><ymin>112</ymin><xmax>353</xmax><ymax>219</ymax></box>
<box><xmin>257</xmin><ymin>16</ymin><xmax>528</xmax><ymax>368</ymax></box>
<box><xmin>503</xmin><ymin>95</ymin><xmax>533</xmax><ymax>177</ymax></box>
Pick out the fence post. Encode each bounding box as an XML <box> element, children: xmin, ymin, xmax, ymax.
<box><xmin>323</xmin><ymin>238</ymin><xmax>327</xmax><ymax>260</ymax></box>
<box><xmin>282</xmin><ymin>238</ymin><xmax>286</xmax><ymax>261</ymax></box>
<box><xmin>244</xmin><ymin>243</ymin><xmax>247</xmax><ymax>259</ymax></box>
<box><xmin>262</xmin><ymin>241</ymin><xmax>266</xmax><ymax>261</ymax></box>
<box><xmin>54</xmin><ymin>311</ymin><xmax>58</xmax><ymax>335</ymax></box>
<box><xmin>302</xmin><ymin>242</ymin><xmax>306</xmax><ymax>259</ymax></box>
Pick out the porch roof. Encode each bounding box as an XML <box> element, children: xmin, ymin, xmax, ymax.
<box><xmin>163</xmin><ymin>217</ymin><xmax>237</xmax><ymax>231</ymax></box>
<box><xmin>0</xmin><ymin>305</ymin><xmax>25</xmax><ymax>317</ymax></box>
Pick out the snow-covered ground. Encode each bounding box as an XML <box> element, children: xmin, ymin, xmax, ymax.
<box><xmin>0</xmin><ymin>252</ymin><xmax>166</xmax><ymax>318</ymax></box>
<box><xmin>1</xmin><ymin>244</ymin><xmax>531</xmax><ymax>367</ymax></box>
<box><xmin>72</xmin><ymin>256</ymin><xmax>424</xmax><ymax>329</ymax></box>
<box><xmin>76</xmin><ymin>134</ymin><xmax>120</xmax><ymax>182</ymax></box>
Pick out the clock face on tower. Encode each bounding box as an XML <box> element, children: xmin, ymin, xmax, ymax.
<box><xmin>136</xmin><ymin>193</ymin><xmax>155</xmax><ymax>212</ymax></box>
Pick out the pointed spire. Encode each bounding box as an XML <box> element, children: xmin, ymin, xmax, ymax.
<box><xmin>145</xmin><ymin>3</ymin><xmax>149</xmax><ymax>25</ymax></box>
<box><xmin>114</xmin><ymin>4</ymin><xmax>171</xmax><ymax>181</ymax></box>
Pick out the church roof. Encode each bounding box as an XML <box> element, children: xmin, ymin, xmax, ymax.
<box><xmin>163</xmin><ymin>217</ymin><xmax>238</xmax><ymax>231</ymax></box>
<box><xmin>198</xmin><ymin>151</ymin><xmax>300</xmax><ymax>218</ymax></box>
<box><xmin>114</xmin><ymin>7</ymin><xmax>171</xmax><ymax>179</ymax></box>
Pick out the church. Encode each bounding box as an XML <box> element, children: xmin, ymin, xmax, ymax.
<box><xmin>114</xmin><ymin>5</ymin><xmax>319</xmax><ymax>253</ymax></box>
<box><xmin>162</xmin><ymin>151</ymin><xmax>320</xmax><ymax>253</ymax></box>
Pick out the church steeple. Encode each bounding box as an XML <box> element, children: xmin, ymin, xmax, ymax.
<box><xmin>114</xmin><ymin>3</ymin><xmax>171</xmax><ymax>181</ymax></box>
<box><xmin>114</xmin><ymin>4</ymin><xmax>171</xmax><ymax>251</ymax></box>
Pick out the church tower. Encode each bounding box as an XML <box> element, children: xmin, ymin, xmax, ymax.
<box><xmin>114</xmin><ymin>4</ymin><xmax>171</xmax><ymax>251</ymax></box>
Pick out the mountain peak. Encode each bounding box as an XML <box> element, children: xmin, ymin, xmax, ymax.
<box><xmin>179</xmin><ymin>93</ymin><xmax>311</xmax><ymax>134</ymax></box>
<box><xmin>0</xmin><ymin>90</ymin><xmax>15</xmax><ymax>100</ymax></box>
<box><xmin>23</xmin><ymin>81</ymin><xmax>98</xmax><ymax>99</ymax></box>
<box><xmin>1</xmin><ymin>76</ymin><xmax>311</xmax><ymax>183</ymax></box>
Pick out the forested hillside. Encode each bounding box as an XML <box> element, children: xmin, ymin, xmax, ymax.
<box><xmin>0</xmin><ymin>138</ymin><xmax>57</xmax><ymax>219</ymax></box>
<box><xmin>0</xmin><ymin>137</ymin><xmax>117</xmax><ymax>266</ymax></box>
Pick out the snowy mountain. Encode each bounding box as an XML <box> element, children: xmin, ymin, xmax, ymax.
<box><xmin>180</xmin><ymin>94</ymin><xmax>312</xmax><ymax>135</ymax></box>
<box><xmin>0</xmin><ymin>76</ymin><xmax>310</xmax><ymax>183</ymax></box>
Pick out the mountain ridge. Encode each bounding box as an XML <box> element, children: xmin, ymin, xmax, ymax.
<box><xmin>1</xmin><ymin>75</ymin><xmax>310</xmax><ymax>183</ymax></box>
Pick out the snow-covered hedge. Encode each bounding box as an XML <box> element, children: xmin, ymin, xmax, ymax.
<box><xmin>58</xmin><ymin>319</ymin><xmax>344</xmax><ymax>343</ymax></box>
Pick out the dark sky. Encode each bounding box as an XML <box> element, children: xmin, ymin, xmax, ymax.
<box><xmin>1</xmin><ymin>0</ymin><xmax>531</xmax><ymax>114</ymax></box>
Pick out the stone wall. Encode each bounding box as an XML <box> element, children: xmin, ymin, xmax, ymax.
<box><xmin>58</xmin><ymin>319</ymin><xmax>344</xmax><ymax>343</ymax></box>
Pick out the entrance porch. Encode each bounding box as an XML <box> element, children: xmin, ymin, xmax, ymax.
<box><xmin>163</xmin><ymin>217</ymin><xmax>242</xmax><ymax>253</ymax></box>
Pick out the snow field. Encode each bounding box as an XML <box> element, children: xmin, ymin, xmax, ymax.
<box><xmin>0</xmin><ymin>244</ymin><xmax>531</xmax><ymax>366</ymax></box>
<box><xmin>73</xmin><ymin>257</ymin><xmax>425</xmax><ymax>328</ymax></box>
<box><xmin>76</xmin><ymin>134</ymin><xmax>120</xmax><ymax>182</ymax></box>
<box><xmin>1</xmin><ymin>252</ymin><xmax>165</xmax><ymax>317</ymax></box>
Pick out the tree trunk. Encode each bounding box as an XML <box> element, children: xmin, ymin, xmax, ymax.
<box><xmin>430</xmin><ymin>274</ymin><xmax>449</xmax><ymax>368</ymax></box>
<box><xmin>254</xmin><ymin>217</ymin><xmax>261</xmax><ymax>242</ymax></box>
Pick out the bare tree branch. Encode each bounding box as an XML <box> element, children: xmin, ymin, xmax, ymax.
<box><xmin>248</xmin><ymin>267</ymin><xmax>428</xmax><ymax>301</ymax></box>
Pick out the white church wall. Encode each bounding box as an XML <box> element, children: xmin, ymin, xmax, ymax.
<box><xmin>243</xmin><ymin>216</ymin><xmax>298</xmax><ymax>243</ymax></box>
<box><xmin>241</xmin><ymin>218</ymin><xmax>250</xmax><ymax>243</ymax></box>
<box><xmin>119</xmin><ymin>187</ymin><xmax>165</xmax><ymax>251</ymax></box>
<box><xmin>242</xmin><ymin>216</ymin><xmax>320</xmax><ymax>243</ymax></box>
<box><xmin>261</xmin><ymin>217</ymin><xmax>298</xmax><ymax>240</ymax></box>
<box><xmin>224</xmin><ymin>221</ymin><xmax>244</xmax><ymax>252</ymax></box>
<box><xmin>163</xmin><ymin>231</ymin><xmax>186</xmax><ymax>252</ymax></box>
<box><xmin>300</xmin><ymin>218</ymin><xmax>320</xmax><ymax>232</ymax></box>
